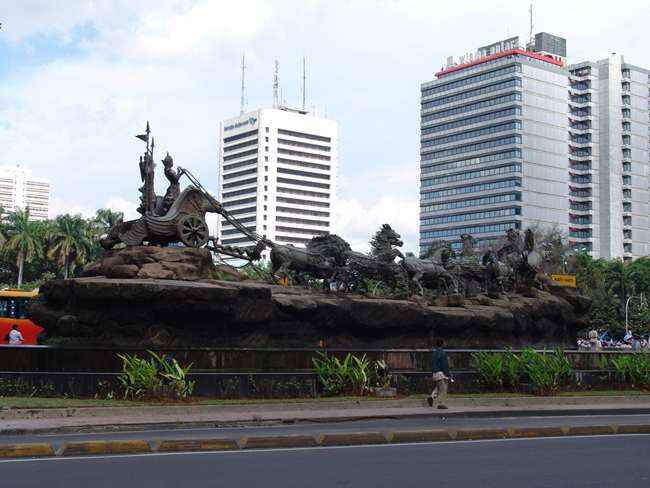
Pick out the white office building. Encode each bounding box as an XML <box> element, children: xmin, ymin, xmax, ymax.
<box><xmin>0</xmin><ymin>165</ymin><xmax>50</xmax><ymax>221</ymax></box>
<box><xmin>218</xmin><ymin>107</ymin><xmax>338</xmax><ymax>259</ymax></box>
<box><xmin>420</xmin><ymin>34</ymin><xmax>650</xmax><ymax>261</ymax></box>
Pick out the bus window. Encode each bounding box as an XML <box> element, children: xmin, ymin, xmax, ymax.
<box><xmin>0</xmin><ymin>299</ymin><xmax>8</xmax><ymax>318</ymax></box>
<box><xmin>17</xmin><ymin>299</ymin><xmax>28</xmax><ymax>319</ymax></box>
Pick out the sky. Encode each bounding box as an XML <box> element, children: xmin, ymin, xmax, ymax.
<box><xmin>1</xmin><ymin>0</ymin><xmax>649</xmax><ymax>254</ymax></box>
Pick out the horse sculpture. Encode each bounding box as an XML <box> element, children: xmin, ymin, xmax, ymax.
<box><xmin>401</xmin><ymin>240</ymin><xmax>456</xmax><ymax>296</ymax></box>
<box><xmin>342</xmin><ymin>224</ymin><xmax>408</xmax><ymax>295</ymax></box>
<box><xmin>269</xmin><ymin>234</ymin><xmax>351</xmax><ymax>290</ymax></box>
<box><xmin>519</xmin><ymin>228</ymin><xmax>548</xmax><ymax>288</ymax></box>
<box><xmin>444</xmin><ymin>234</ymin><xmax>486</xmax><ymax>295</ymax></box>
<box><xmin>482</xmin><ymin>249</ymin><xmax>514</xmax><ymax>294</ymax></box>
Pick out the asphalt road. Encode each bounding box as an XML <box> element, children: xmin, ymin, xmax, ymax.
<box><xmin>2</xmin><ymin>433</ymin><xmax>649</xmax><ymax>487</ymax></box>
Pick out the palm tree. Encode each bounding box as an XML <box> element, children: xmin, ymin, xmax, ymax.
<box><xmin>1</xmin><ymin>207</ymin><xmax>45</xmax><ymax>286</ymax></box>
<box><xmin>93</xmin><ymin>208</ymin><xmax>124</xmax><ymax>235</ymax></box>
<box><xmin>47</xmin><ymin>213</ymin><xmax>94</xmax><ymax>279</ymax></box>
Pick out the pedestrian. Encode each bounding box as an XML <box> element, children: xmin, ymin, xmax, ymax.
<box><xmin>639</xmin><ymin>336</ymin><xmax>648</xmax><ymax>352</ymax></box>
<box><xmin>8</xmin><ymin>324</ymin><xmax>24</xmax><ymax>345</ymax></box>
<box><xmin>630</xmin><ymin>334</ymin><xmax>639</xmax><ymax>350</ymax></box>
<box><xmin>428</xmin><ymin>338</ymin><xmax>450</xmax><ymax>410</ymax></box>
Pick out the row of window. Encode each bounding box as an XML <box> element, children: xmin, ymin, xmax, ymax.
<box><xmin>223</xmin><ymin>177</ymin><xmax>257</xmax><ymax>189</ymax></box>
<box><xmin>422</xmin><ymin>136</ymin><xmax>521</xmax><ymax>161</ymax></box>
<box><xmin>569</xmin><ymin>148</ymin><xmax>590</xmax><ymax>157</ymax></box>
<box><xmin>277</xmin><ymin>167</ymin><xmax>330</xmax><ymax>180</ymax></box>
<box><xmin>421</xmin><ymin>221</ymin><xmax>517</xmax><ymax>240</ymax></box>
<box><xmin>277</xmin><ymin>206</ymin><xmax>329</xmax><ymax>217</ymax></box>
<box><xmin>277</xmin><ymin>177</ymin><xmax>329</xmax><ymax>189</ymax></box>
<box><xmin>570</xmin><ymin>201</ymin><xmax>591</xmax><ymax>211</ymax></box>
<box><xmin>422</xmin><ymin>94</ymin><xmax>521</xmax><ymax>124</ymax></box>
<box><xmin>421</xmin><ymin>79</ymin><xmax>521</xmax><ymax>110</ymax></box>
<box><xmin>224</xmin><ymin>149</ymin><xmax>257</xmax><ymax>162</ymax></box>
<box><xmin>226</xmin><ymin>206</ymin><xmax>256</xmax><ymax>216</ymax></box>
<box><xmin>570</xmin><ymin>95</ymin><xmax>590</xmax><ymax>103</ymax></box>
<box><xmin>421</xmin><ymin>193</ymin><xmax>519</xmax><ymax>213</ymax></box>
<box><xmin>422</xmin><ymin>164</ymin><xmax>521</xmax><ymax>188</ymax></box>
<box><xmin>277</xmin><ymin>158</ymin><xmax>330</xmax><ymax>171</ymax></box>
<box><xmin>569</xmin><ymin>216</ymin><xmax>591</xmax><ymax>225</ymax></box>
<box><xmin>277</xmin><ymin>187</ymin><xmax>329</xmax><ymax>199</ymax></box>
<box><xmin>222</xmin><ymin>197</ymin><xmax>256</xmax><ymax>209</ymax></box>
<box><xmin>223</xmin><ymin>138</ymin><xmax>257</xmax><ymax>153</ymax></box>
<box><xmin>222</xmin><ymin>225</ymin><xmax>256</xmax><ymax>236</ymax></box>
<box><xmin>222</xmin><ymin>187</ymin><xmax>257</xmax><ymax>199</ymax></box>
<box><xmin>570</xmin><ymin>108</ymin><xmax>590</xmax><ymax>117</ymax></box>
<box><xmin>421</xmin><ymin>65</ymin><xmax>521</xmax><ymax>97</ymax></box>
<box><xmin>221</xmin><ymin>236</ymin><xmax>254</xmax><ymax>245</ymax></box>
<box><xmin>422</xmin><ymin>207</ymin><xmax>518</xmax><ymax>226</ymax></box>
<box><xmin>278</xmin><ymin>138</ymin><xmax>330</xmax><ymax>152</ymax></box>
<box><xmin>223</xmin><ymin>129</ymin><xmax>258</xmax><ymax>145</ymax></box>
<box><xmin>276</xmin><ymin>216</ymin><xmax>329</xmax><ymax>227</ymax></box>
<box><xmin>278</xmin><ymin>148</ymin><xmax>331</xmax><ymax>161</ymax></box>
<box><xmin>223</xmin><ymin>158</ymin><xmax>257</xmax><ymax>172</ymax></box>
<box><xmin>276</xmin><ymin>226</ymin><xmax>325</xmax><ymax>235</ymax></box>
<box><xmin>422</xmin><ymin>122</ymin><xmax>521</xmax><ymax>149</ymax></box>
<box><xmin>422</xmin><ymin>150</ymin><xmax>521</xmax><ymax>175</ymax></box>
<box><xmin>277</xmin><ymin>196</ymin><xmax>330</xmax><ymax>208</ymax></box>
<box><xmin>421</xmin><ymin>107</ymin><xmax>521</xmax><ymax>137</ymax></box>
<box><xmin>277</xmin><ymin>235</ymin><xmax>313</xmax><ymax>244</ymax></box>
<box><xmin>570</xmin><ymin>188</ymin><xmax>591</xmax><ymax>197</ymax></box>
<box><xmin>570</xmin><ymin>121</ymin><xmax>590</xmax><ymax>130</ymax></box>
<box><xmin>422</xmin><ymin>179</ymin><xmax>519</xmax><ymax>200</ymax></box>
<box><xmin>223</xmin><ymin>167</ymin><xmax>257</xmax><ymax>180</ymax></box>
<box><xmin>570</xmin><ymin>175</ymin><xmax>590</xmax><ymax>184</ymax></box>
<box><xmin>278</xmin><ymin>128</ymin><xmax>331</xmax><ymax>143</ymax></box>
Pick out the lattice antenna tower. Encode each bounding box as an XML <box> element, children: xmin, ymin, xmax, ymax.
<box><xmin>302</xmin><ymin>55</ymin><xmax>306</xmax><ymax>111</ymax></box>
<box><xmin>273</xmin><ymin>60</ymin><xmax>279</xmax><ymax>109</ymax></box>
<box><xmin>240</xmin><ymin>54</ymin><xmax>247</xmax><ymax>115</ymax></box>
<box><xmin>528</xmin><ymin>0</ymin><xmax>533</xmax><ymax>42</ymax></box>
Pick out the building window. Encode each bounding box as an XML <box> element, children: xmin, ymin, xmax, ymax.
<box><xmin>623</xmin><ymin>122</ymin><xmax>631</xmax><ymax>131</ymax></box>
<box><xmin>622</xmin><ymin>69</ymin><xmax>630</xmax><ymax>78</ymax></box>
<box><xmin>623</xmin><ymin>108</ymin><xmax>631</xmax><ymax>118</ymax></box>
<box><xmin>623</xmin><ymin>148</ymin><xmax>632</xmax><ymax>158</ymax></box>
<box><xmin>623</xmin><ymin>135</ymin><xmax>631</xmax><ymax>145</ymax></box>
<box><xmin>622</xmin><ymin>82</ymin><xmax>631</xmax><ymax>91</ymax></box>
<box><xmin>622</xmin><ymin>95</ymin><xmax>631</xmax><ymax>105</ymax></box>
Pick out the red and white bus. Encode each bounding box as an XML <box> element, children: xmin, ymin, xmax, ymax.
<box><xmin>0</xmin><ymin>289</ymin><xmax>43</xmax><ymax>345</ymax></box>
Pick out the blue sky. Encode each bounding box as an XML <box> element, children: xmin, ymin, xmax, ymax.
<box><xmin>1</xmin><ymin>0</ymin><xmax>649</xmax><ymax>253</ymax></box>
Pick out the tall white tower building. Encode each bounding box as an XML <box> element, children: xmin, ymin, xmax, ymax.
<box><xmin>218</xmin><ymin>107</ymin><xmax>338</xmax><ymax>259</ymax></box>
<box><xmin>0</xmin><ymin>165</ymin><xmax>50</xmax><ymax>221</ymax></box>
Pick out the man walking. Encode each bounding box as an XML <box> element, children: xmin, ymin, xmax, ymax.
<box><xmin>428</xmin><ymin>338</ymin><xmax>450</xmax><ymax>410</ymax></box>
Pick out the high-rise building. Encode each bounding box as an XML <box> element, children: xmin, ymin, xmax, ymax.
<box><xmin>218</xmin><ymin>107</ymin><xmax>338</xmax><ymax>259</ymax></box>
<box><xmin>0</xmin><ymin>165</ymin><xmax>50</xmax><ymax>221</ymax></box>
<box><xmin>420</xmin><ymin>34</ymin><xmax>650</xmax><ymax>261</ymax></box>
<box><xmin>567</xmin><ymin>55</ymin><xmax>650</xmax><ymax>260</ymax></box>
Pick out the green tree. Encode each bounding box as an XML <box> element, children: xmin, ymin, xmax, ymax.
<box><xmin>1</xmin><ymin>207</ymin><xmax>46</xmax><ymax>286</ymax></box>
<box><xmin>603</xmin><ymin>258</ymin><xmax>633</xmax><ymax>304</ymax></box>
<box><xmin>47</xmin><ymin>213</ymin><xmax>94</xmax><ymax>279</ymax></box>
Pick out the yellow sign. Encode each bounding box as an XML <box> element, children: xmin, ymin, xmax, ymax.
<box><xmin>552</xmin><ymin>274</ymin><xmax>576</xmax><ymax>287</ymax></box>
<box><xmin>278</xmin><ymin>275</ymin><xmax>290</xmax><ymax>286</ymax></box>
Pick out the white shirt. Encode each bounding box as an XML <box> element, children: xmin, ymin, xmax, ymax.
<box><xmin>9</xmin><ymin>329</ymin><xmax>23</xmax><ymax>344</ymax></box>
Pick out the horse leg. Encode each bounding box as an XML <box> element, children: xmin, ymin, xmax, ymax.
<box><xmin>413</xmin><ymin>271</ymin><xmax>425</xmax><ymax>296</ymax></box>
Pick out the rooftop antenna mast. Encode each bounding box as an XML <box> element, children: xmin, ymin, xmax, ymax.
<box><xmin>302</xmin><ymin>55</ymin><xmax>306</xmax><ymax>111</ymax></box>
<box><xmin>529</xmin><ymin>0</ymin><xmax>533</xmax><ymax>42</ymax></box>
<box><xmin>240</xmin><ymin>54</ymin><xmax>247</xmax><ymax>115</ymax></box>
<box><xmin>273</xmin><ymin>60</ymin><xmax>279</xmax><ymax>109</ymax></box>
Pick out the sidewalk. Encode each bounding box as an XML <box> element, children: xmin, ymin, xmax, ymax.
<box><xmin>2</xmin><ymin>395</ymin><xmax>650</xmax><ymax>436</ymax></box>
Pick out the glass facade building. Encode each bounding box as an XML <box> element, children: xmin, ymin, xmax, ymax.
<box><xmin>420</xmin><ymin>39</ymin><xmax>567</xmax><ymax>254</ymax></box>
<box><xmin>421</xmin><ymin>35</ymin><xmax>650</xmax><ymax>261</ymax></box>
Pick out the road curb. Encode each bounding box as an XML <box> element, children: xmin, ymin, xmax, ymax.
<box><xmin>2</xmin><ymin>424</ymin><xmax>650</xmax><ymax>459</ymax></box>
<box><xmin>56</xmin><ymin>440</ymin><xmax>152</xmax><ymax>456</ymax></box>
<box><xmin>0</xmin><ymin>443</ymin><xmax>55</xmax><ymax>458</ymax></box>
<box><xmin>153</xmin><ymin>438</ymin><xmax>239</xmax><ymax>452</ymax></box>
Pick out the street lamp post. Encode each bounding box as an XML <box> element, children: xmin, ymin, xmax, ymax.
<box><xmin>625</xmin><ymin>295</ymin><xmax>643</xmax><ymax>336</ymax></box>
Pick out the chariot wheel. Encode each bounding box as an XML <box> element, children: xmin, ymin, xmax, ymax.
<box><xmin>178</xmin><ymin>215</ymin><xmax>209</xmax><ymax>247</ymax></box>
